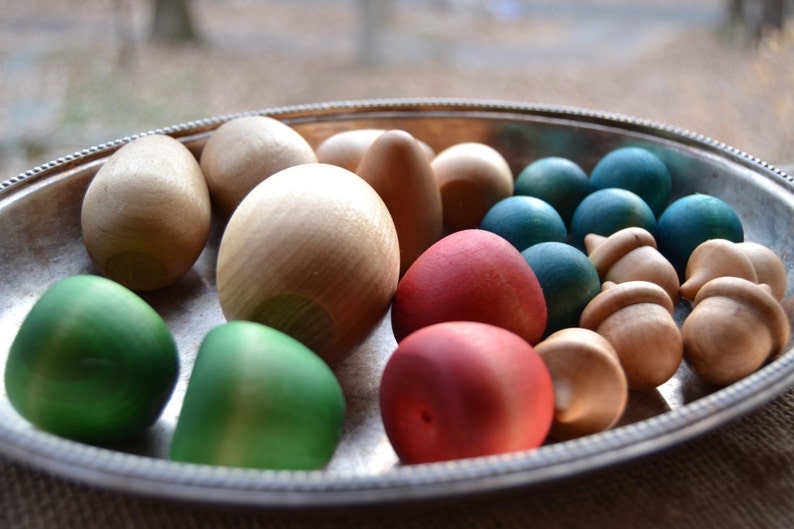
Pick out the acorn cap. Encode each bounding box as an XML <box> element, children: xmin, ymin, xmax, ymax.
<box><xmin>579</xmin><ymin>280</ymin><xmax>675</xmax><ymax>331</ymax></box>
<box><xmin>585</xmin><ymin>227</ymin><xmax>658</xmax><ymax>276</ymax></box>
<box><xmin>680</xmin><ymin>239</ymin><xmax>757</xmax><ymax>300</ymax></box>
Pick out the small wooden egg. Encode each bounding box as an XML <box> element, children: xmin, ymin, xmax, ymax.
<box><xmin>514</xmin><ymin>157</ymin><xmax>590</xmax><ymax>227</ymax></box>
<box><xmin>535</xmin><ymin>327</ymin><xmax>628</xmax><ymax>440</ymax></box>
<box><xmin>679</xmin><ymin>239</ymin><xmax>757</xmax><ymax>300</ymax></box>
<box><xmin>580</xmin><ymin>280</ymin><xmax>683</xmax><ymax>390</ymax></box>
<box><xmin>585</xmin><ymin>227</ymin><xmax>680</xmax><ymax>303</ymax></box>
<box><xmin>216</xmin><ymin>163</ymin><xmax>400</xmax><ymax>364</ymax></box>
<box><xmin>521</xmin><ymin>241</ymin><xmax>601</xmax><ymax>337</ymax></box>
<box><xmin>170</xmin><ymin>321</ymin><xmax>345</xmax><ymax>470</ymax></box>
<box><xmin>355</xmin><ymin>130</ymin><xmax>444</xmax><ymax>275</ymax></box>
<box><xmin>589</xmin><ymin>146</ymin><xmax>672</xmax><ymax>217</ymax></box>
<box><xmin>736</xmin><ymin>241</ymin><xmax>787</xmax><ymax>300</ymax></box>
<box><xmin>5</xmin><ymin>275</ymin><xmax>178</xmax><ymax>444</ymax></box>
<box><xmin>199</xmin><ymin>115</ymin><xmax>318</xmax><ymax>219</ymax></box>
<box><xmin>391</xmin><ymin>229</ymin><xmax>547</xmax><ymax>345</ymax></box>
<box><xmin>656</xmin><ymin>193</ymin><xmax>744</xmax><ymax>280</ymax></box>
<box><xmin>569</xmin><ymin>188</ymin><xmax>657</xmax><ymax>250</ymax></box>
<box><xmin>431</xmin><ymin>142</ymin><xmax>514</xmax><ymax>233</ymax></box>
<box><xmin>81</xmin><ymin>134</ymin><xmax>211</xmax><ymax>291</ymax></box>
<box><xmin>681</xmin><ymin>276</ymin><xmax>790</xmax><ymax>386</ymax></box>
<box><xmin>315</xmin><ymin>128</ymin><xmax>435</xmax><ymax>172</ymax></box>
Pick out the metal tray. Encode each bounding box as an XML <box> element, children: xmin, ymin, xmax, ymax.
<box><xmin>1</xmin><ymin>99</ymin><xmax>793</xmax><ymax>508</ymax></box>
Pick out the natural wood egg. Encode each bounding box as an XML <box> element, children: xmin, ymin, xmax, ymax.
<box><xmin>216</xmin><ymin>163</ymin><xmax>400</xmax><ymax>364</ymax></box>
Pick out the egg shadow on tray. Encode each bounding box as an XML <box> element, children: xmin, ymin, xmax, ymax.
<box><xmin>91</xmin><ymin>420</ymin><xmax>175</xmax><ymax>459</ymax></box>
<box><xmin>615</xmin><ymin>389</ymin><xmax>671</xmax><ymax>427</ymax></box>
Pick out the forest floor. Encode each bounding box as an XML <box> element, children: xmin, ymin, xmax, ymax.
<box><xmin>1</xmin><ymin>0</ymin><xmax>793</xmax><ymax>179</ymax></box>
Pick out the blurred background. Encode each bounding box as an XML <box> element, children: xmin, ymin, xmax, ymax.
<box><xmin>1</xmin><ymin>0</ymin><xmax>792</xmax><ymax>179</ymax></box>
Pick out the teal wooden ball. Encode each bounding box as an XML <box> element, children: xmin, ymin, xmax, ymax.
<box><xmin>522</xmin><ymin>242</ymin><xmax>601</xmax><ymax>337</ymax></box>
<box><xmin>514</xmin><ymin>157</ymin><xmax>590</xmax><ymax>227</ymax></box>
<box><xmin>590</xmin><ymin>147</ymin><xmax>672</xmax><ymax>217</ymax></box>
<box><xmin>569</xmin><ymin>188</ymin><xmax>656</xmax><ymax>250</ymax></box>
<box><xmin>657</xmin><ymin>193</ymin><xmax>744</xmax><ymax>279</ymax></box>
<box><xmin>480</xmin><ymin>195</ymin><xmax>567</xmax><ymax>251</ymax></box>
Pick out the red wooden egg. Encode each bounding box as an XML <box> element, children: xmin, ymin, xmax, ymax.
<box><xmin>379</xmin><ymin>321</ymin><xmax>555</xmax><ymax>464</ymax></box>
<box><xmin>391</xmin><ymin>229</ymin><xmax>547</xmax><ymax>345</ymax></box>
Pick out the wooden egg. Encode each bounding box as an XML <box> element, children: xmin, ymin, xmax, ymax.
<box><xmin>580</xmin><ymin>280</ymin><xmax>683</xmax><ymax>390</ymax></box>
<box><xmin>585</xmin><ymin>227</ymin><xmax>680</xmax><ymax>303</ymax></box>
<box><xmin>216</xmin><ymin>163</ymin><xmax>400</xmax><ymax>364</ymax></box>
<box><xmin>679</xmin><ymin>239</ymin><xmax>758</xmax><ymax>300</ymax></box>
<box><xmin>535</xmin><ymin>327</ymin><xmax>628</xmax><ymax>440</ymax></box>
<box><xmin>199</xmin><ymin>115</ymin><xmax>318</xmax><ymax>219</ymax></box>
<box><xmin>170</xmin><ymin>321</ymin><xmax>345</xmax><ymax>470</ymax></box>
<box><xmin>431</xmin><ymin>142</ymin><xmax>514</xmax><ymax>233</ymax></box>
<box><xmin>5</xmin><ymin>275</ymin><xmax>178</xmax><ymax>444</ymax></box>
<box><xmin>391</xmin><ymin>229</ymin><xmax>547</xmax><ymax>345</ymax></box>
<box><xmin>682</xmin><ymin>276</ymin><xmax>790</xmax><ymax>386</ymax></box>
<box><xmin>315</xmin><ymin>128</ymin><xmax>435</xmax><ymax>172</ymax></box>
<box><xmin>380</xmin><ymin>321</ymin><xmax>554</xmax><ymax>464</ymax></box>
<box><xmin>355</xmin><ymin>130</ymin><xmax>444</xmax><ymax>275</ymax></box>
<box><xmin>81</xmin><ymin>134</ymin><xmax>211</xmax><ymax>291</ymax></box>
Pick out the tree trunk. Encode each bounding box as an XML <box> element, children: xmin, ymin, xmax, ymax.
<box><xmin>726</xmin><ymin>0</ymin><xmax>745</xmax><ymax>25</ymax></box>
<box><xmin>150</xmin><ymin>0</ymin><xmax>200</xmax><ymax>44</ymax></box>
<box><xmin>757</xmin><ymin>0</ymin><xmax>786</xmax><ymax>37</ymax></box>
<box><xmin>722</xmin><ymin>0</ymin><xmax>789</xmax><ymax>43</ymax></box>
<box><xmin>357</xmin><ymin>0</ymin><xmax>392</xmax><ymax>66</ymax></box>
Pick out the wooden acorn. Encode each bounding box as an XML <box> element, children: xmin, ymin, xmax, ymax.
<box><xmin>535</xmin><ymin>327</ymin><xmax>628</xmax><ymax>440</ymax></box>
<box><xmin>679</xmin><ymin>239</ymin><xmax>757</xmax><ymax>300</ymax></box>
<box><xmin>736</xmin><ymin>241</ymin><xmax>788</xmax><ymax>300</ymax></box>
<box><xmin>681</xmin><ymin>276</ymin><xmax>790</xmax><ymax>386</ymax></box>
<box><xmin>585</xmin><ymin>227</ymin><xmax>680</xmax><ymax>303</ymax></box>
<box><xmin>579</xmin><ymin>280</ymin><xmax>683</xmax><ymax>391</ymax></box>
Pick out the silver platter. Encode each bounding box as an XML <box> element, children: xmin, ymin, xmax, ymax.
<box><xmin>1</xmin><ymin>99</ymin><xmax>793</xmax><ymax>508</ymax></box>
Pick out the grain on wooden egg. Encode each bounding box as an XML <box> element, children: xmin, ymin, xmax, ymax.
<box><xmin>81</xmin><ymin>134</ymin><xmax>211</xmax><ymax>291</ymax></box>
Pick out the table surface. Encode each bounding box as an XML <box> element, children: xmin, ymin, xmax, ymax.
<box><xmin>1</xmin><ymin>386</ymin><xmax>791</xmax><ymax>529</ymax></box>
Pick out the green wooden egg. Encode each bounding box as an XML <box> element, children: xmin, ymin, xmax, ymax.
<box><xmin>5</xmin><ymin>274</ymin><xmax>178</xmax><ymax>444</ymax></box>
<box><xmin>522</xmin><ymin>242</ymin><xmax>601</xmax><ymax>337</ymax></box>
<box><xmin>479</xmin><ymin>195</ymin><xmax>567</xmax><ymax>252</ymax></box>
<box><xmin>170</xmin><ymin>321</ymin><xmax>346</xmax><ymax>470</ymax></box>
<box><xmin>514</xmin><ymin>157</ymin><xmax>590</xmax><ymax>227</ymax></box>
<box><xmin>570</xmin><ymin>188</ymin><xmax>656</xmax><ymax>250</ymax></box>
<box><xmin>657</xmin><ymin>193</ymin><xmax>744</xmax><ymax>279</ymax></box>
<box><xmin>589</xmin><ymin>147</ymin><xmax>672</xmax><ymax>217</ymax></box>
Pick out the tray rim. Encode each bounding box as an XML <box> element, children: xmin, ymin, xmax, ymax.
<box><xmin>4</xmin><ymin>98</ymin><xmax>792</xmax><ymax>190</ymax></box>
<box><xmin>1</xmin><ymin>97</ymin><xmax>793</xmax><ymax>508</ymax></box>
